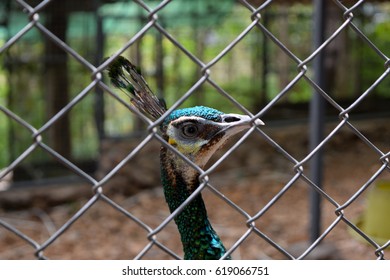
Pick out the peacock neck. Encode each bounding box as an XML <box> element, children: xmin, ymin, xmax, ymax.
<box><xmin>160</xmin><ymin>146</ymin><xmax>230</xmax><ymax>260</ymax></box>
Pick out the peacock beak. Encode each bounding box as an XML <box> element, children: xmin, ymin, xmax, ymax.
<box><xmin>219</xmin><ymin>113</ymin><xmax>264</xmax><ymax>137</ymax></box>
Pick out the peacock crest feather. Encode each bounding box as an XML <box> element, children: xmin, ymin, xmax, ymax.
<box><xmin>107</xmin><ymin>56</ymin><xmax>166</xmax><ymax>120</ymax></box>
<box><xmin>107</xmin><ymin>56</ymin><xmax>264</xmax><ymax>260</ymax></box>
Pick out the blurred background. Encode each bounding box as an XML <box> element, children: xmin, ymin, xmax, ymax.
<box><xmin>0</xmin><ymin>0</ymin><xmax>389</xmax><ymax>259</ymax></box>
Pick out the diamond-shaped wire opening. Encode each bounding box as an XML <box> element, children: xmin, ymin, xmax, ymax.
<box><xmin>0</xmin><ymin>212</ymin><xmax>41</xmax><ymax>259</ymax></box>
<box><xmin>34</xmin><ymin>196</ymin><xmax>169</xmax><ymax>259</ymax></box>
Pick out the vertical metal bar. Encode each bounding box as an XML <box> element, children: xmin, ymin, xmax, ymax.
<box><xmin>309</xmin><ymin>0</ymin><xmax>327</xmax><ymax>242</ymax></box>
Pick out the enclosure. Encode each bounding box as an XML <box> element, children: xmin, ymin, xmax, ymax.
<box><xmin>0</xmin><ymin>0</ymin><xmax>389</xmax><ymax>260</ymax></box>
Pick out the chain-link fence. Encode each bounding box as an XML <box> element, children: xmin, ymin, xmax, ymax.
<box><xmin>0</xmin><ymin>0</ymin><xmax>389</xmax><ymax>260</ymax></box>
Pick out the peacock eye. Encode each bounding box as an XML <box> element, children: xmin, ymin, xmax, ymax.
<box><xmin>181</xmin><ymin>123</ymin><xmax>199</xmax><ymax>138</ymax></box>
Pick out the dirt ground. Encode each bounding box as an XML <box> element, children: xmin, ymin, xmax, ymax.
<box><xmin>0</xmin><ymin>118</ymin><xmax>389</xmax><ymax>260</ymax></box>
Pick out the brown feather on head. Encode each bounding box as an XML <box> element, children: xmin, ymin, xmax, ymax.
<box><xmin>107</xmin><ymin>56</ymin><xmax>167</xmax><ymax>120</ymax></box>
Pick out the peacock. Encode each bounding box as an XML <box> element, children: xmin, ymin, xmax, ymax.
<box><xmin>107</xmin><ymin>56</ymin><xmax>264</xmax><ymax>260</ymax></box>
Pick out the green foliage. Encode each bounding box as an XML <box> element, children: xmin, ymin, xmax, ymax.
<box><xmin>213</xmin><ymin>76</ymin><xmax>262</xmax><ymax>112</ymax></box>
<box><xmin>67</xmin><ymin>42</ymin><xmax>99</xmax><ymax>160</ymax></box>
<box><xmin>0</xmin><ymin>59</ymin><xmax>9</xmax><ymax>168</ymax></box>
<box><xmin>364</xmin><ymin>19</ymin><xmax>390</xmax><ymax>98</ymax></box>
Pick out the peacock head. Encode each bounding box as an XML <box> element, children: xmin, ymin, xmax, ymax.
<box><xmin>161</xmin><ymin>106</ymin><xmax>264</xmax><ymax>169</ymax></box>
<box><xmin>106</xmin><ymin>55</ymin><xmax>264</xmax><ymax>169</ymax></box>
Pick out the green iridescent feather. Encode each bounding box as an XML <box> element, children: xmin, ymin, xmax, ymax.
<box><xmin>160</xmin><ymin>148</ymin><xmax>230</xmax><ymax>260</ymax></box>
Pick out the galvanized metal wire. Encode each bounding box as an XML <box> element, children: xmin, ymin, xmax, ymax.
<box><xmin>0</xmin><ymin>0</ymin><xmax>389</xmax><ymax>260</ymax></box>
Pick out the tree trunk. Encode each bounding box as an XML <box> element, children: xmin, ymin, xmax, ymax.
<box><xmin>44</xmin><ymin>4</ymin><xmax>71</xmax><ymax>159</ymax></box>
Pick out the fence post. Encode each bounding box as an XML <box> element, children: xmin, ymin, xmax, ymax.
<box><xmin>309</xmin><ymin>0</ymin><xmax>327</xmax><ymax>243</ymax></box>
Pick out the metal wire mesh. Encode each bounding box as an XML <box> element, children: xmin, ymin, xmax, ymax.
<box><xmin>0</xmin><ymin>0</ymin><xmax>389</xmax><ymax>260</ymax></box>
